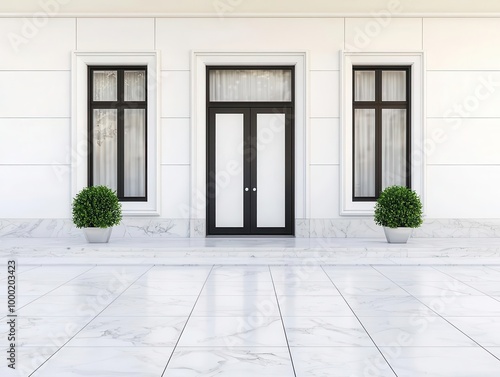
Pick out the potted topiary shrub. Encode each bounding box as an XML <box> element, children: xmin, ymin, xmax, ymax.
<box><xmin>72</xmin><ymin>185</ymin><xmax>122</xmax><ymax>243</ymax></box>
<box><xmin>374</xmin><ymin>185</ymin><xmax>423</xmax><ymax>244</ymax></box>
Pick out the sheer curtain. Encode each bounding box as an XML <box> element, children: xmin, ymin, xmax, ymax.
<box><xmin>93</xmin><ymin>71</ymin><xmax>117</xmax><ymax>101</ymax></box>
<box><xmin>354</xmin><ymin>71</ymin><xmax>376</xmax><ymax>196</ymax></box>
<box><xmin>93</xmin><ymin>109</ymin><xmax>117</xmax><ymax>191</ymax></box>
<box><xmin>382</xmin><ymin>71</ymin><xmax>406</xmax><ymax>101</ymax></box>
<box><xmin>354</xmin><ymin>109</ymin><xmax>375</xmax><ymax>197</ymax></box>
<box><xmin>125</xmin><ymin>71</ymin><xmax>146</xmax><ymax>101</ymax></box>
<box><xmin>124</xmin><ymin>70</ymin><xmax>146</xmax><ymax>197</ymax></box>
<box><xmin>382</xmin><ymin>109</ymin><xmax>406</xmax><ymax>189</ymax></box>
<box><xmin>354</xmin><ymin>71</ymin><xmax>375</xmax><ymax>101</ymax></box>
<box><xmin>93</xmin><ymin>71</ymin><xmax>118</xmax><ymax>190</ymax></box>
<box><xmin>209</xmin><ymin>69</ymin><xmax>292</xmax><ymax>101</ymax></box>
<box><xmin>124</xmin><ymin>109</ymin><xmax>146</xmax><ymax>197</ymax></box>
<box><xmin>382</xmin><ymin>71</ymin><xmax>406</xmax><ymax>188</ymax></box>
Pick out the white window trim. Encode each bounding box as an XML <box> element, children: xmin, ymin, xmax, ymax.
<box><xmin>71</xmin><ymin>51</ymin><xmax>160</xmax><ymax>216</ymax></box>
<box><xmin>191</xmin><ymin>51</ymin><xmax>308</xmax><ymax>228</ymax></box>
<box><xmin>340</xmin><ymin>51</ymin><xmax>425</xmax><ymax>216</ymax></box>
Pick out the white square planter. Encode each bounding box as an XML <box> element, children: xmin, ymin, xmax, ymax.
<box><xmin>383</xmin><ymin>227</ymin><xmax>413</xmax><ymax>244</ymax></box>
<box><xmin>82</xmin><ymin>227</ymin><xmax>113</xmax><ymax>243</ymax></box>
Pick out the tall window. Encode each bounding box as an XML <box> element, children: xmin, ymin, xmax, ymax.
<box><xmin>88</xmin><ymin>66</ymin><xmax>147</xmax><ymax>201</ymax></box>
<box><xmin>353</xmin><ymin>66</ymin><xmax>411</xmax><ymax>201</ymax></box>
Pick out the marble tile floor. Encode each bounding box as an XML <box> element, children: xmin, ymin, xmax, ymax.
<box><xmin>1</xmin><ymin>264</ymin><xmax>500</xmax><ymax>376</ymax></box>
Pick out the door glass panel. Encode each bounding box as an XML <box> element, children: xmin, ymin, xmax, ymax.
<box><xmin>382</xmin><ymin>71</ymin><xmax>406</xmax><ymax>101</ymax></box>
<box><xmin>93</xmin><ymin>109</ymin><xmax>117</xmax><ymax>190</ymax></box>
<box><xmin>124</xmin><ymin>109</ymin><xmax>146</xmax><ymax>197</ymax></box>
<box><xmin>209</xmin><ymin>69</ymin><xmax>292</xmax><ymax>102</ymax></box>
<box><xmin>215</xmin><ymin>114</ymin><xmax>244</xmax><ymax>228</ymax></box>
<box><xmin>256</xmin><ymin>113</ymin><xmax>286</xmax><ymax>228</ymax></box>
<box><xmin>354</xmin><ymin>71</ymin><xmax>375</xmax><ymax>101</ymax></box>
<box><xmin>93</xmin><ymin>71</ymin><xmax>117</xmax><ymax>101</ymax></box>
<box><xmin>354</xmin><ymin>109</ymin><xmax>375</xmax><ymax>197</ymax></box>
<box><xmin>382</xmin><ymin>109</ymin><xmax>407</xmax><ymax>189</ymax></box>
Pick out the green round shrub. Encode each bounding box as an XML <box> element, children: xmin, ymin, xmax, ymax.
<box><xmin>374</xmin><ymin>185</ymin><xmax>423</xmax><ymax>229</ymax></box>
<box><xmin>72</xmin><ymin>186</ymin><xmax>122</xmax><ymax>228</ymax></box>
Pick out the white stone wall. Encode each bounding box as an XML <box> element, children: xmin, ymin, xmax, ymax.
<box><xmin>1</xmin><ymin>15</ymin><xmax>500</xmax><ymax>237</ymax></box>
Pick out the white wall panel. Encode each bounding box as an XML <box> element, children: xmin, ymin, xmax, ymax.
<box><xmin>0</xmin><ymin>166</ymin><xmax>70</xmax><ymax>218</ymax></box>
<box><xmin>0</xmin><ymin>18</ymin><xmax>75</xmax><ymax>70</ymax></box>
<box><xmin>0</xmin><ymin>71</ymin><xmax>70</xmax><ymax>117</ymax></box>
<box><xmin>345</xmin><ymin>18</ymin><xmax>422</xmax><ymax>52</ymax></box>
<box><xmin>427</xmin><ymin>119</ymin><xmax>500</xmax><ymax>165</ymax></box>
<box><xmin>156</xmin><ymin>18</ymin><xmax>344</xmax><ymax>70</ymax></box>
<box><xmin>310</xmin><ymin>165</ymin><xmax>339</xmax><ymax>218</ymax></box>
<box><xmin>161</xmin><ymin>165</ymin><xmax>190</xmax><ymax>218</ymax></box>
<box><xmin>424</xmin><ymin>18</ymin><xmax>500</xmax><ymax>70</ymax></box>
<box><xmin>427</xmin><ymin>71</ymin><xmax>500</xmax><ymax>118</ymax></box>
<box><xmin>161</xmin><ymin>118</ymin><xmax>190</xmax><ymax>165</ymax></box>
<box><xmin>310</xmin><ymin>71</ymin><xmax>340</xmax><ymax>118</ymax></box>
<box><xmin>426</xmin><ymin>166</ymin><xmax>500</xmax><ymax>218</ymax></box>
<box><xmin>310</xmin><ymin>118</ymin><xmax>339</xmax><ymax>165</ymax></box>
<box><xmin>161</xmin><ymin>71</ymin><xmax>190</xmax><ymax>118</ymax></box>
<box><xmin>77</xmin><ymin>18</ymin><xmax>154</xmax><ymax>50</ymax></box>
<box><xmin>0</xmin><ymin>118</ymin><xmax>70</xmax><ymax>164</ymax></box>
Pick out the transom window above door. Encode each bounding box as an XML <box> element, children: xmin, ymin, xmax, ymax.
<box><xmin>352</xmin><ymin>66</ymin><xmax>411</xmax><ymax>201</ymax></box>
<box><xmin>88</xmin><ymin>66</ymin><xmax>147</xmax><ymax>201</ymax></box>
<box><xmin>209</xmin><ymin>68</ymin><xmax>292</xmax><ymax>102</ymax></box>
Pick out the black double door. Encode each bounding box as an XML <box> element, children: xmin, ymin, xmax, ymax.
<box><xmin>207</xmin><ymin>106</ymin><xmax>294</xmax><ymax>235</ymax></box>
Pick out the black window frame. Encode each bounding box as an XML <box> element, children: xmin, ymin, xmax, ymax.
<box><xmin>352</xmin><ymin>65</ymin><xmax>411</xmax><ymax>201</ymax></box>
<box><xmin>88</xmin><ymin>65</ymin><xmax>148</xmax><ymax>202</ymax></box>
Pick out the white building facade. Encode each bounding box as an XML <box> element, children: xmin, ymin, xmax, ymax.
<box><xmin>1</xmin><ymin>0</ymin><xmax>500</xmax><ymax>238</ymax></box>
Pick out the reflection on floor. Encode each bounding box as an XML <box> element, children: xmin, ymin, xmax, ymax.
<box><xmin>2</xmin><ymin>264</ymin><xmax>500</xmax><ymax>376</ymax></box>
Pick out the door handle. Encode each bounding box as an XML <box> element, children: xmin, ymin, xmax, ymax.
<box><xmin>253</xmin><ymin>188</ymin><xmax>257</xmax><ymax>192</ymax></box>
<box><xmin>245</xmin><ymin>187</ymin><xmax>249</xmax><ymax>192</ymax></box>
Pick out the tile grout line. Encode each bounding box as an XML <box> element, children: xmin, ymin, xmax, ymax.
<box><xmin>0</xmin><ymin>264</ymin><xmax>95</xmax><ymax>322</ymax></box>
<box><xmin>424</xmin><ymin>265</ymin><xmax>500</xmax><ymax>362</ymax></box>
<box><xmin>15</xmin><ymin>265</ymin><xmax>99</xmax><ymax>312</ymax></box>
<box><xmin>0</xmin><ymin>264</ymin><xmax>41</xmax><ymax>283</ymax></box>
<box><xmin>14</xmin><ymin>264</ymin><xmax>43</xmax><ymax>276</ymax></box>
<box><xmin>321</xmin><ymin>265</ymin><xmax>400</xmax><ymax>377</ymax></box>
<box><xmin>27</xmin><ymin>264</ymin><xmax>156</xmax><ymax>376</ymax></box>
<box><xmin>474</xmin><ymin>264</ymin><xmax>500</xmax><ymax>303</ymax></box>
<box><xmin>430</xmin><ymin>265</ymin><xmax>500</xmax><ymax>302</ymax></box>
<box><xmin>268</xmin><ymin>265</ymin><xmax>297</xmax><ymax>377</ymax></box>
<box><xmin>372</xmin><ymin>265</ymin><xmax>500</xmax><ymax>363</ymax></box>
<box><xmin>160</xmin><ymin>264</ymin><xmax>215</xmax><ymax>377</ymax></box>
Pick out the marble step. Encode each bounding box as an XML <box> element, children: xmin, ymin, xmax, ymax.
<box><xmin>1</xmin><ymin>237</ymin><xmax>500</xmax><ymax>265</ymax></box>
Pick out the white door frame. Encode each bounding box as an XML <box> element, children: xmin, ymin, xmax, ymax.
<box><xmin>190</xmin><ymin>51</ymin><xmax>308</xmax><ymax>236</ymax></box>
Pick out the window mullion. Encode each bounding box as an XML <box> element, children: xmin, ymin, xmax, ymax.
<box><xmin>88</xmin><ymin>67</ymin><xmax>94</xmax><ymax>188</ymax></box>
<box><xmin>117</xmin><ymin>70</ymin><xmax>125</xmax><ymax>199</ymax></box>
<box><xmin>375</xmin><ymin>70</ymin><xmax>382</xmax><ymax>197</ymax></box>
<box><xmin>406</xmin><ymin>67</ymin><xmax>412</xmax><ymax>189</ymax></box>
